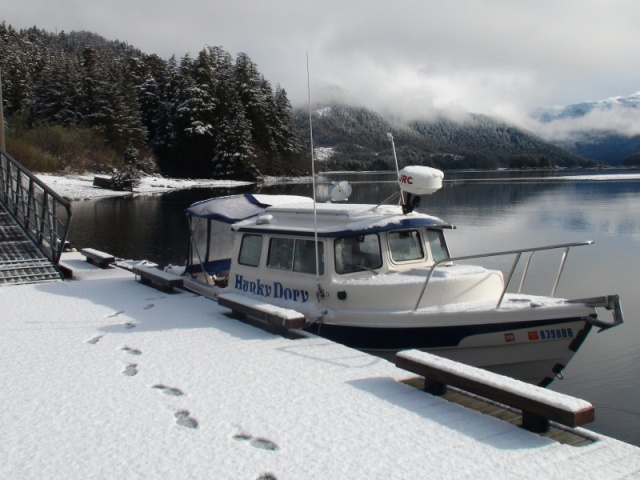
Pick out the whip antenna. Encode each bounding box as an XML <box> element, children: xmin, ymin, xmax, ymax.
<box><xmin>387</xmin><ymin>132</ymin><xmax>404</xmax><ymax>207</ymax></box>
<box><xmin>307</xmin><ymin>53</ymin><xmax>324</xmax><ymax>297</ymax></box>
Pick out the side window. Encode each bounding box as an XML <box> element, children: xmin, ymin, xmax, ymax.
<box><xmin>335</xmin><ymin>234</ymin><xmax>382</xmax><ymax>274</ymax></box>
<box><xmin>389</xmin><ymin>230</ymin><xmax>424</xmax><ymax>262</ymax></box>
<box><xmin>267</xmin><ymin>238</ymin><xmax>294</xmax><ymax>270</ymax></box>
<box><xmin>238</xmin><ymin>234</ymin><xmax>263</xmax><ymax>267</ymax></box>
<box><xmin>426</xmin><ymin>229</ymin><xmax>449</xmax><ymax>262</ymax></box>
<box><xmin>268</xmin><ymin>238</ymin><xmax>324</xmax><ymax>275</ymax></box>
<box><xmin>293</xmin><ymin>240</ymin><xmax>324</xmax><ymax>275</ymax></box>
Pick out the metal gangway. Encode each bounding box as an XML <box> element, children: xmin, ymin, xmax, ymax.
<box><xmin>0</xmin><ymin>149</ymin><xmax>72</xmax><ymax>285</ymax></box>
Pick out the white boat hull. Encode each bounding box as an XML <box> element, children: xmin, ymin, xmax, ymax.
<box><xmin>305</xmin><ymin>306</ymin><xmax>593</xmax><ymax>386</ymax></box>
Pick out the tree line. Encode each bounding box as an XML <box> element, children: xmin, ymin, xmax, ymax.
<box><xmin>0</xmin><ymin>23</ymin><xmax>306</xmax><ymax>179</ymax></box>
<box><xmin>292</xmin><ymin>104</ymin><xmax>594</xmax><ymax>171</ymax></box>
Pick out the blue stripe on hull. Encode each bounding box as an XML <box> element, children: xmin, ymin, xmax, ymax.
<box><xmin>305</xmin><ymin>317</ymin><xmax>589</xmax><ymax>351</ymax></box>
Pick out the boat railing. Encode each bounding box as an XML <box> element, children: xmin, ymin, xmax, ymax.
<box><xmin>0</xmin><ymin>149</ymin><xmax>73</xmax><ymax>265</ymax></box>
<box><xmin>413</xmin><ymin>240</ymin><xmax>594</xmax><ymax>312</ymax></box>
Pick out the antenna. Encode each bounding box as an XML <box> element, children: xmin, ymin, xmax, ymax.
<box><xmin>387</xmin><ymin>132</ymin><xmax>403</xmax><ymax>207</ymax></box>
<box><xmin>307</xmin><ymin>53</ymin><xmax>325</xmax><ymax>299</ymax></box>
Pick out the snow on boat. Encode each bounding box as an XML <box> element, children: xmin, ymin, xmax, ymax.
<box><xmin>181</xmin><ymin>168</ymin><xmax>623</xmax><ymax>387</ymax></box>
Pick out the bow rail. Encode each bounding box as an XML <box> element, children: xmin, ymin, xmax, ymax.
<box><xmin>413</xmin><ymin>240</ymin><xmax>594</xmax><ymax>312</ymax></box>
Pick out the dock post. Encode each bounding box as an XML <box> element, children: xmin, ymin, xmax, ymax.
<box><xmin>424</xmin><ymin>379</ymin><xmax>447</xmax><ymax>396</ymax></box>
<box><xmin>521</xmin><ymin>411</ymin><xmax>550</xmax><ymax>433</ymax></box>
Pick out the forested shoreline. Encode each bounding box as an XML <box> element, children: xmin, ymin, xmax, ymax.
<box><xmin>0</xmin><ymin>23</ymin><xmax>306</xmax><ymax>179</ymax></box>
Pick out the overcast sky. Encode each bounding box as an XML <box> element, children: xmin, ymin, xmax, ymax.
<box><xmin>3</xmin><ymin>0</ymin><xmax>640</xmax><ymax>134</ymax></box>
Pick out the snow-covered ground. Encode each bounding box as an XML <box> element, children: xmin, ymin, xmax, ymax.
<box><xmin>1</xmin><ymin>254</ymin><xmax>640</xmax><ymax>479</ymax></box>
<box><xmin>35</xmin><ymin>173</ymin><xmax>253</xmax><ymax>201</ymax></box>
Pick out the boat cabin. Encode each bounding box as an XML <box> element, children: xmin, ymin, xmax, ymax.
<box><xmin>232</xmin><ymin>201</ymin><xmax>453</xmax><ymax>278</ymax></box>
<box><xmin>186</xmin><ymin>194</ymin><xmax>453</xmax><ymax>280</ymax></box>
<box><xmin>185</xmin><ymin>194</ymin><xmax>505</xmax><ymax>317</ymax></box>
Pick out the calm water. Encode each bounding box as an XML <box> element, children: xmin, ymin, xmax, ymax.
<box><xmin>68</xmin><ymin>170</ymin><xmax>640</xmax><ymax>446</ymax></box>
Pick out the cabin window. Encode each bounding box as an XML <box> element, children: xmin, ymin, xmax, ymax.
<box><xmin>294</xmin><ymin>240</ymin><xmax>324</xmax><ymax>275</ymax></box>
<box><xmin>267</xmin><ymin>238</ymin><xmax>325</xmax><ymax>275</ymax></box>
<box><xmin>267</xmin><ymin>238</ymin><xmax>294</xmax><ymax>270</ymax></box>
<box><xmin>426</xmin><ymin>229</ymin><xmax>449</xmax><ymax>262</ymax></box>
<box><xmin>238</xmin><ymin>234</ymin><xmax>263</xmax><ymax>267</ymax></box>
<box><xmin>335</xmin><ymin>234</ymin><xmax>382</xmax><ymax>274</ymax></box>
<box><xmin>389</xmin><ymin>230</ymin><xmax>424</xmax><ymax>262</ymax></box>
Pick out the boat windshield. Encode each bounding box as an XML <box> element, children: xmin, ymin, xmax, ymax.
<box><xmin>335</xmin><ymin>234</ymin><xmax>382</xmax><ymax>274</ymax></box>
<box><xmin>389</xmin><ymin>230</ymin><xmax>424</xmax><ymax>262</ymax></box>
<box><xmin>426</xmin><ymin>229</ymin><xmax>449</xmax><ymax>262</ymax></box>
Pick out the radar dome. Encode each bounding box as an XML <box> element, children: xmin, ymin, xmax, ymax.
<box><xmin>398</xmin><ymin>166</ymin><xmax>444</xmax><ymax>196</ymax></box>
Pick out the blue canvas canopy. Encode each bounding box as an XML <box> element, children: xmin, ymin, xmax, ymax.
<box><xmin>185</xmin><ymin>193</ymin><xmax>270</xmax><ymax>275</ymax></box>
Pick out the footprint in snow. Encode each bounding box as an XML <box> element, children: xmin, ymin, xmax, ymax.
<box><xmin>256</xmin><ymin>474</ymin><xmax>278</xmax><ymax>480</ymax></box>
<box><xmin>106</xmin><ymin>310</ymin><xmax>125</xmax><ymax>318</ymax></box>
<box><xmin>152</xmin><ymin>384</ymin><xmax>184</xmax><ymax>396</ymax></box>
<box><xmin>233</xmin><ymin>433</ymin><xmax>279</xmax><ymax>451</ymax></box>
<box><xmin>86</xmin><ymin>334</ymin><xmax>103</xmax><ymax>345</ymax></box>
<box><xmin>121</xmin><ymin>346</ymin><xmax>141</xmax><ymax>356</ymax></box>
<box><xmin>122</xmin><ymin>363</ymin><xmax>138</xmax><ymax>376</ymax></box>
<box><xmin>123</xmin><ymin>322</ymin><xmax>136</xmax><ymax>329</ymax></box>
<box><xmin>250</xmin><ymin>438</ymin><xmax>279</xmax><ymax>451</ymax></box>
<box><xmin>174</xmin><ymin>410</ymin><xmax>198</xmax><ymax>429</ymax></box>
<box><xmin>144</xmin><ymin>304</ymin><xmax>154</xmax><ymax>310</ymax></box>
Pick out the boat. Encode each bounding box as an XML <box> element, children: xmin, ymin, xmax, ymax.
<box><xmin>181</xmin><ymin>165</ymin><xmax>623</xmax><ymax>386</ymax></box>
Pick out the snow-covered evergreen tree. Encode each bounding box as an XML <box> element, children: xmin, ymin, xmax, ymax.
<box><xmin>0</xmin><ymin>22</ymin><xmax>305</xmax><ymax>177</ymax></box>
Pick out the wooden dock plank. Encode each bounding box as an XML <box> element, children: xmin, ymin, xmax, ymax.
<box><xmin>402</xmin><ymin>377</ymin><xmax>595</xmax><ymax>446</ymax></box>
<box><xmin>133</xmin><ymin>265</ymin><xmax>183</xmax><ymax>293</ymax></box>
<box><xmin>218</xmin><ymin>292</ymin><xmax>306</xmax><ymax>336</ymax></box>
<box><xmin>80</xmin><ymin>248</ymin><xmax>115</xmax><ymax>268</ymax></box>
<box><xmin>396</xmin><ymin>350</ymin><xmax>595</xmax><ymax>434</ymax></box>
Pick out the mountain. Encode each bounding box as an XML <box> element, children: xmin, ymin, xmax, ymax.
<box><xmin>554</xmin><ymin>133</ymin><xmax>640</xmax><ymax>166</ymax></box>
<box><xmin>533</xmin><ymin>92</ymin><xmax>640</xmax><ymax>165</ymax></box>
<box><xmin>293</xmin><ymin>104</ymin><xmax>591</xmax><ymax>171</ymax></box>
<box><xmin>534</xmin><ymin>92</ymin><xmax>640</xmax><ymax>122</ymax></box>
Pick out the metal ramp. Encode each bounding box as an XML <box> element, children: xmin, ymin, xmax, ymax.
<box><xmin>0</xmin><ymin>203</ymin><xmax>62</xmax><ymax>285</ymax></box>
<box><xmin>1</xmin><ymin>149</ymin><xmax>72</xmax><ymax>286</ymax></box>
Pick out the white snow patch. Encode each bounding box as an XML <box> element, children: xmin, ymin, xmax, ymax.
<box><xmin>398</xmin><ymin>350</ymin><xmax>592</xmax><ymax>412</ymax></box>
<box><xmin>1</xmin><ymin>255</ymin><xmax>639</xmax><ymax>478</ymax></box>
<box><xmin>35</xmin><ymin>173</ymin><xmax>252</xmax><ymax>201</ymax></box>
<box><xmin>219</xmin><ymin>292</ymin><xmax>305</xmax><ymax>321</ymax></box>
<box><xmin>340</xmin><ymin>265</ymin><xmax>492</xmax><ymax>286</ymax></box>
<box><xmin>314</xmin><ymin>146</ymin><xmax>335</xmax><ymax>161</ymax></box>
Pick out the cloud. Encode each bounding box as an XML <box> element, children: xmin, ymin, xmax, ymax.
<box><xmin>528</xmin><ymin>104</ymin><xmax>640</xmax><ymax>141</ymax></box>
<box><xmin>2</xmin><ymin>0</ymin><xmax>640</xmax><ymax>128</ymax></box>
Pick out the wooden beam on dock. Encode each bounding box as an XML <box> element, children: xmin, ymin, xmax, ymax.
<box><xmin>396</xmin><ymin>350</ymin><xmax>595</xmax><ymax>433</ymax></box>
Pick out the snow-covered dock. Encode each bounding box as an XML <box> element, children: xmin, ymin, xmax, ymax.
<box><xmin>2</xmin><ymin>253</ymin><xmax>640</xmax><ymax>479</ymax></box>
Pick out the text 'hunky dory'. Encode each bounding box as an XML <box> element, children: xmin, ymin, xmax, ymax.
<box><xmin>234</xmin><ymin>275</ymin><xmax>310</xmax><ymax>302</ymax></box>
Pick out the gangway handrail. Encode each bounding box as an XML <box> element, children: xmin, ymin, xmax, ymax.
<box><xmin>413</xmin><ymin>240</ymin><xmax>594</xmax><ymax>312</ymax></box>
<box><xmin>0</xmin><ymin>149</ymin><xmax>72</xmax><ymax>265</ymax></box>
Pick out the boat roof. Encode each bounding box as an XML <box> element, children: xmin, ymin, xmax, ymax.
<box><xmin>233</xmin><ymin>202</ymin><xmax>452</xmax><ymax>237</ymax></box>
<box><xmin>185</xmin><ymin>193</ymin><xmax>313</xmax><ymax>224</ymax></box>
